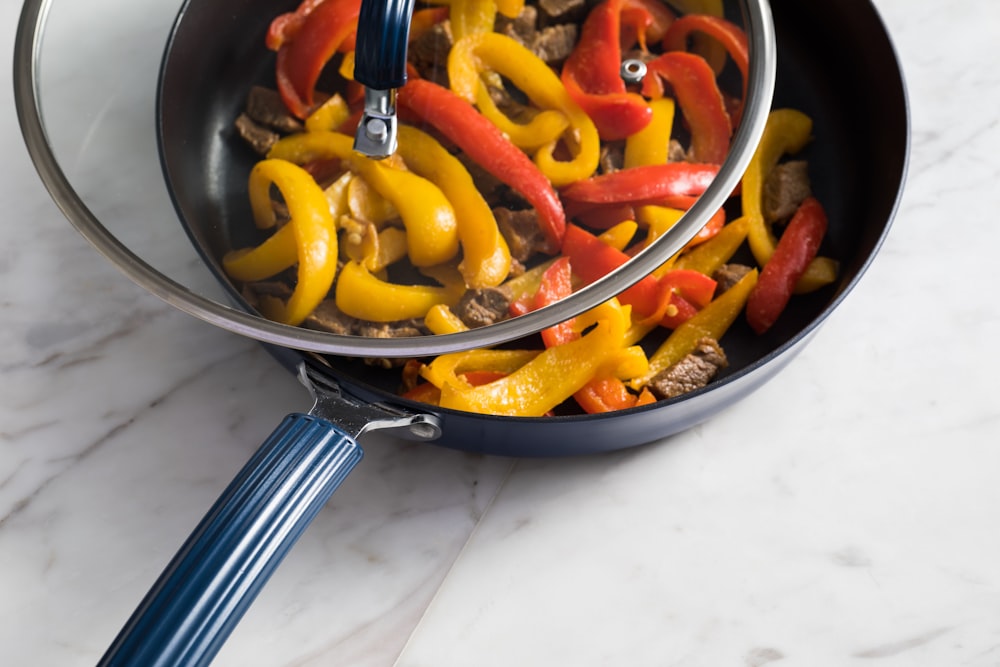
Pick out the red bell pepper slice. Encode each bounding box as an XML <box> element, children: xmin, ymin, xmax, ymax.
<box><xmin>533</xmin><ymin>257</ymin><xmax>578</xmax><ymax>348</ymax></box>
<box><xmin>642</xmin><ymin>51</ymin><xmax>732</xmax><ymax>164</ymax></box>
<box><xmin>561</xmin><ymin>224</ymin><xmax>713</xmax><ymax>329</ymax></box>
<box><xmin>676</xmin><ymin>205</ymin><xmax>726</xmax><ymax>249</ymax></box>
<box><xmin>662</xmin><ymin>15</ymin><xmax>749</xmax><ymax>125</ymax></box>
<box><xmin>270</xmin><ymin>0</ymin><xmax>362</xmax><ymax>119</ymax></box>
<box><xmin>398</xmin><ymin>79</ymin><xmax>567</xmax><ymax>253</ymax></box>
<box><xmin>266</xmin><ymin>0</ymin><xmax>328</xmax><ymax>50</ymax></box>
<box><xmin>620</xmin><ymin>0</ymin><xmax>675</xmax><ymax>49</ymax></box>
<box><xmin>746</xmin><ymin>197</ymin><xmax>829</xmax><ymax>333</ymax></box>
<box><xmin>562</xmin><ymin>223</ymin><xmax>661</xmax><ymax>317</ymax></box>
<box><xmin>560</xmin><ymin>0</ymin><xmax>655</xmax><ymax>141</ymax></box>
<box><xmin>658</xmin><ymin>269</ymin><xmax>717</xmax><ymax>309</ymax></box>
<box><xmin>574</xmin><ymin>377</ymin><xmax>640</xmax><ymax>413</ymax></box>
<box><xmin>561</xmin><ymin>162</ymin><xmax>720</xmax><ymax>210</ymax></box>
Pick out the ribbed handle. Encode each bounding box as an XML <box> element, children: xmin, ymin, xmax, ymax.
<box><xmin>354</xmin><ymin>0</ymin><xmax>417</xmax><ymax>89</ymax></box>
<box><xmin>99</xmin><ymin>414</ymin><xmax>363</xmax><ymax>667</ymax></box>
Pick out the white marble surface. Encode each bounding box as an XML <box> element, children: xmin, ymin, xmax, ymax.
<box><xmin>2</xmin><ymin>0</ymin><xmax>999</xmax><ymax>665</ymax></box>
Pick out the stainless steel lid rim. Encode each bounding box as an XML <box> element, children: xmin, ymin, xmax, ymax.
<box><xmin>15</xmin><ymin>0</ymin><xmax>777</xmax><ymax>357</ymax></box>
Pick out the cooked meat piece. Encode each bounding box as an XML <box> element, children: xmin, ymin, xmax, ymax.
<box><xmin>457</xmin><ymin>153</ymin><xmax>505</xmax><ymax>203</ymax></box>
<box><xmin>303</xmin><ymin>300</ymin><xmax>359</xmax><ymax>335</ymax></box>
<box><xmin>496</xmin><ymin>5</ymin><xmax>538</xmax><ymax>44</ymax></box>
<box><xmin>246</xmin><ymin>86</ymin><xmax>302</xmax><ymax>134</ymax></box>
<box><xmin>235</xmin><ymin>113</ymin><xmax>279</xmax><ymax>156</ymax></box>
<box><xmin>495</xmin><ymin>7</ymin><xmax>576</xmax><ymax>65</ymax></box>
<box><xmin>648</xmin><ymin>337</ymin><xmax>728</xmax><ymax>399</ymax></box>
<box><xmin>487</xmin><ymin>83</ymin><xmax>533</xmax><ymax>123</ymax></box>
<box><xmin>409</xmin><ymin>21</ymin><xmax>453</xmax><ymax>87</ymax></box>
<box><xmin>242</xmin><ymin>281</ymin><xmax>292</xmax><ymax>309</ymax></box>
<box><xmin>537</xmin><ymin>0</ymin><xmax>586</xmax><ymax>24</ymax></box>
<box><xmin>763</xmin><ymin>160</ymin><xmax>811</xmax><ymax>224</ymax></box>
<box><xmin>599</xmin><ymin>142</ymin><xmax>625</xmax><ymax>174</ymax></box>
<box><xmin>668</xmin><ymin>139</ymin><xmax>687</xmax><ymax>163</ymax></box>
<box><xmin>356</xmin><ymin>319</ymin><xmax>429</xmax><ymax>369</ymax></box>
<box><xmin>453</xmin><ymin>287</ymin><xmax>512</xmax><ymax>328</ymax></box>
<box><xmin>495</xmin><ymin>207</ymin><xmax>549</xmax><ymax>262</ymax></box>
<box><xmin>357</xmin><ymin>320</ymin><xmax>426</xmax><ymax>338</ymax></box>
<box><xmin>530</xmin><ymin>24</ymin><xmax>578</xmax><ymax>66</ymax></box>
<box><xmin>712</xmin><ymin>263</ymin><xmax>753</xmax><ymax>296</ymax></box>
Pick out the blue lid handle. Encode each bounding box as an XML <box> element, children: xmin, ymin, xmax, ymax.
<box><xmin>352</xmin><ymin>0</ymin><xmax>417</xmax><ymax>157</ymax></box>
<box><xmin>354</xmin><ymin>0</ymin><xmax>417</xmax><ymax>90</ymax></box>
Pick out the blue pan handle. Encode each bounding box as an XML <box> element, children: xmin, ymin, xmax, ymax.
<box><xmin>98</xmin><ymin>365</ymin><xmax>440</xmax><ymax>667</ymax></box>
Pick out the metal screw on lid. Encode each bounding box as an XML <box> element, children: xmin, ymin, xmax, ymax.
<box><xmin>620</xmin><ymin>58</ymin><xmax>648</xmax><ymax>84</ymax></box>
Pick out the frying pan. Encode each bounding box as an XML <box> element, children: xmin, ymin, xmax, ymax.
<box><xmin>15</xmin><ymin>0</ymin><xmax>908</xmax><ymax>664</ymax></box>
<box><xmin>154</xmin><ymin>0</ymin><xmax>908</xmax><ymax>457</ymax></box>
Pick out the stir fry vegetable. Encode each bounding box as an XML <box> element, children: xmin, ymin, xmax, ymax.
<box><xmin>229</xmin><ymin>0</ymin><xmax>839</xmax><ymax>417</ymax></box>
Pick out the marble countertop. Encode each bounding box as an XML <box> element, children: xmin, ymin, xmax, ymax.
<box><xmin>3</xmin><ymin>0</ymin><xmax>999</xmax><ymax>665</ymax></box>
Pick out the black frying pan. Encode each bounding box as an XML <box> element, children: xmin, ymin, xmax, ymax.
<box><xmin>157</xmin><ymin>0</ymin><xmax>908</xmax><ymax>457</ymax></box>
<box><xmin>99</xmin><ymin>0</ymin><xmax>908</xmax><ymax>664</ymax></box>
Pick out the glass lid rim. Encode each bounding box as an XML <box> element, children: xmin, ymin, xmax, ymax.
<box><xmin>14</xmin><ymin>0</ymin><xmax>777</xmax><ymax>358</ymax></box>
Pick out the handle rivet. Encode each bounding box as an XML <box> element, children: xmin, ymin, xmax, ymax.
<box><xmin>365</xmin><ymin>118</ymin><xmax>389</xmax><ymax>143</ymax></box>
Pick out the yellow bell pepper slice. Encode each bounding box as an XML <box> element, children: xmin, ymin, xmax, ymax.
<box><xmin>305</xmin><ymin>93</ymin><xmax>351</xmax><ymax>133</ymax></box>
<box><xmin>223</xmin><ymin>224</ymin><xmax>297</xmax><ymax>282</ymax></box>
<box><xmin>268</xmin><ymin>131</ymin><xmax>460</xmax><ymax>267</ymax></box>
<box><xmin>624</xmin><ymin>98</ymin><xmax>676</xmax><ymax>168</ymax></box>
<box><xmin>597</xmin><ymin>220</ymin><xmax>639</xmax><ymax>252</ymax></box>
<box><xmin>631</xmin><ymin>268</ymin><xmax>758</xmax><ymax>389</ymax></box>
<box><xmin>674</xmin><ymin>215</ymin><xmax>749</xmax><ymax>276</ymax></box>
<box><xmin>436</xmin><ymin>299</ymin><xmax>631</xmax><ymax>416</ymax></box>
<box><xmin>396</xmin><ymin>125</ymin><xmax>512</xmax><ymax>287</ymax></box>
<box><xmin>223</xmin><ymin>159</ymin><xmax>338</xmax><ymax>326</ymax></box>
<box><xmin>449</xmin><ymin>32</ymin><xmax>600</xmax><ymax>187</ymax></box>
<box><xmin>421</xmin><ymin>349</ymin><xmax>541</xmax><ymax>388</ymax></box>
<box><xmin>335</xmin><ymin>261</ymin><xmax>459</xmax><ymax>322</ymax></box>
<box><xmin>424</xmin><ymin>304</ymin><xmax>471</xmax><ymax>335</ymax></box>
<box><xmin>743</xmin><ymin>110</ymin><xmax>838</xmax><ymax>293</ymax></box>
<box><xmin>473</xmin><ymin>84</ymin><xmax>571</xmax><ymax>152</ymax></box>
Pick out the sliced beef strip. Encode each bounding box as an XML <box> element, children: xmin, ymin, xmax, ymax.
<box><xmin>453</xmin><ymin>287</ymin><xmax>512</xmax><ymax>328</ymax></box>
<box><xmin>357</xmin><ymin>320</ymin><xmax>430</xmax><ymax>369</ymax></box>
<box><xmin>537</xmin><ymin>0</ymin><xmax>587</xmax><ymax>25</ymax></box>
<box><xmin>410</xmin><ymin>21</ymin><xmax>453</xmax><ymax>87</ymax></box>
<box><xmin>495</xmin><ymin>5</ymin><xmax>539</xmax><ymax>44</ymax></box>
<box><xmin>494</xmin><ymin>207</ymin><xmax>549</xmax><ymax>262</ymax></box>
<box><xmin>668</xmin><ymin>139</ymin><xmax>687</xmax><ymax>163</ymax></box>
<box><xmin>495</xmin><ymin>6</ymin><xmax>577</xmax><ymax>65</ymax></box>
<box><xmin>303</xmin><ymin>300</ymin><xmax>359</xmax><ymax>336</ymax></box>
<box><xmin>235</xmin><ymin>113</ymin><xmax>280</xmax><ymax>156</ymax></box>
<box><xmin>762</xmin><ymin>160</ymin><xmax>811</xmax><ymax>224</ymax></box>
<box><xmin>357</xmin><ymin>320</ymin><xmax>427</xmax><ymax>338</ymax></box>
<box><xmin>648</xmin><ymin>337</ymin><xmax>728</xmax><ymax>400</ymax></box>
<box><xmin>457</xmin><ymin>153</ymin><xmax>506</xmax><ymax>204</ymax></box>
<box><xmin>246</xmin><ymin>86</ymin><xmax>303</xmax><ymax>134</ymax></box>
<box><xmin>530</xmin><ymin>24</ymin><xmax>578</xmax><ymax>66</ymax></box>
<box><xmin>712</xmin><ymin>263</ymin><xmax>753</xmax><ymax>296</ymax></box>
<box><xmin>599</xmin><ymin>142</ymin><xmax>625</xmax><ymax>174</ymax></box>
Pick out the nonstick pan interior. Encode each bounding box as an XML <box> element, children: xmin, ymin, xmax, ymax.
<box><xmin>157</xmin><ymin>0</ymin><xmax>908</xmax><ymax>457</ymax></box>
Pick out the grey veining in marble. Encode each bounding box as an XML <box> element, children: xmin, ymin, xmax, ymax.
<box><xmin>3</xmin><ymin>0</ymin><xmax>999</xmax><ymax>665</ymax></box>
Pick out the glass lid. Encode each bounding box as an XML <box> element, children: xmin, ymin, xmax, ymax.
<box><xmin>15</xmin><ymin>0</ymin><xmax>775</xmax><ymax>357</ymax></box>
